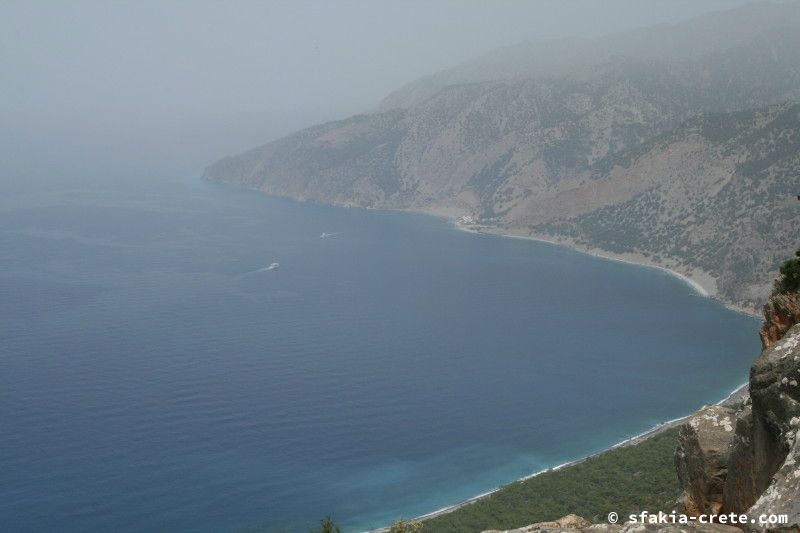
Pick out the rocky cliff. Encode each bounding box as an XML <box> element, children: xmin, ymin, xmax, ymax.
<box><xmin>204</xmin><ymin>2</ymin><xmax>800</xmax><ymax>309</ymax></box>
<box><xmin>674</xmin><ymin>279</ymin><xmax>800</xmax><ymax>531</ymax></box>
<box><xmin>675</xmin><ymin>405</ymin><xmax>737</xmax><ymax>516</ymax></box>
<box><xmin>761</xmin><ymin>291</ymin><xmax>800</xmax><ymax>348</ymax></box>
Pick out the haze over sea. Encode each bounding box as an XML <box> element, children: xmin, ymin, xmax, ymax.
<box><xmin>0</xmin><ymin>175</ymin><xmax>760</xmax><ymax>532</ymax></box>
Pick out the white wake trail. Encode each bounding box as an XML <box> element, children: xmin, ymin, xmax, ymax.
<box><xmin>238</xmin><ymin>262</ymin><xmax>280</xmax><ymax>277</ymax></box>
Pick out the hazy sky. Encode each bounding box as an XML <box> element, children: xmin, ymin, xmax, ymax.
<box><xmin>0</xmin><ymin>0</ymin><xmax>754</xmax><ymax>179</ymax></box>
<box><xmin>2</xmin><ymin>1</ymin><xmax>755</xmax><ymax>122</ymax></box>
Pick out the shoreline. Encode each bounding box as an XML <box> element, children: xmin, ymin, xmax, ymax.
<box><xmin>212</xmin><ymin>187</ymin><xmax>761</xmax><ymax>531</ymax></box>
<box><xmin>366</xmin><ymin>211</ymin><xmax>758</xmax><ymax>532</ymax></box>
<box><xmin>445</xmin><ymin>218</ymin><xmax>762</xmax><ymax>320</ymax></box>
<box><xmin>214</xmin><ymin>183</ymin><xmax>761</xmax><ymax>319</ymax></box>
<box><xmin>366</xmin><ymin>381</ymin><xmax>749</xmax><ymax>532</ymax></box>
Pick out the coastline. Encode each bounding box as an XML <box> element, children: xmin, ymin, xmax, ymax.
<box><xmin>366</xmin><ymin>381</ymin><xmax>749</xmax><ymax>532</ymax></box>
<box><xmin>445</xmin><ymin>218</ymin><xmax>762</xmax><ymax>320</ymax></box>
<box><xmin>365</xmin><ymin>211</ymin><xmax>759</xmax><ymax>533</ymax></box>
<box><xmin>213</xmin><ymin>183</ymin><xmax>762</xmax><ymax>319</ymax></box>
<box><xmin>211</xmin><ymin>187</ymin><xmax>762</xmax><ymax>532</ymax></box>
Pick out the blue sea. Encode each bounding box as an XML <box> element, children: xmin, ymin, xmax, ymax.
<box><xmin>0</xmin><ymin>177</ymin><xmax>760</xmax><ymax>532</ymax></box>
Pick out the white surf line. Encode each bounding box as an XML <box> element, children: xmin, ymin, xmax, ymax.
<box><xmin>364</xmin><ymin>380</ymin><xmax>750</xmax><ymax>533</ymax></box>
<box><xmin>457</xmin><ymin>224</ymin><xmax>710</xmax><ymax>298</ymax></box>
<box><xmin>365</xmin><ymin>217</ymin><xmax>752</xmax><ymax>533</ymax></box>
<box><xmin>455</xmin><ymin>223</ymin><xmax>767</xmax><ymax>320</ymax></box>
<box><xmin>714</xmin><ymin>382</ymin><xmax>749</xmax><ymax>406</ymax></box>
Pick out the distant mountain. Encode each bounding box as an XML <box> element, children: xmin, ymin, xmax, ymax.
<box><xmin>204</xmin><ymin>2</ymin><xmax>800</xmax><ymax>308</ymax></box>
<box><xmin>380</xmin><ymin>1</ymin><xmax>800</xmax><ymax>110</ymax></box>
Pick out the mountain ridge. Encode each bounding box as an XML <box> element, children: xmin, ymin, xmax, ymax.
<box><xmin>379</xmin><ymin>1</ymin><xmax>800</xmax><ymax>110</ymax></box>
<box><xmin>203</xmin><ymin>2</ymin><xmax>800</xmax><ymax>308</ymax></box>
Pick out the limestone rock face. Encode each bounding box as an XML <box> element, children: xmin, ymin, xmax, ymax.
<box><xmin>723</xmin><ymin>403</ymin><xmax>758</xmax><ymax>513</ymax></box>
<box><xmin>743</xmin><ymin>324</ymin><xmax>800</xmax><ymax>530</ymax></box>
<box><xmin>482</xmin><ymin>514</ymin><xmax>591</xmax><ymax>532</ymax></box>
<box><xmin>760</xmin><ymin>291</ymin><xmax>800</xmax><ymax>350</ymax></box>
<box><xmin>747</xmin><ymin>434</ymin><xmax>800</xmax><ymax>532</ymax></box>
<box><xmin>673</xmin><ymin>316</ymin><xmax>800</xmax><ymax>531</ymax></box>
<box><xmin>750</xmin><ymin>324</ymin><xmax>800</xmax><ymax>469</ymax></box>
<box><xmin>675</xmin><ymin>405</ymin><xmax>737</xmax><ymax>515</ymax></box>
<box><xmin>668</xmin><ymin>315</ymin><xmax>800</xmax><ymax>533</ymax></box>
<box><xmin>710</xmin><ymin>323</ymin><xmax>800</xmax><ymax>530</ymax></box>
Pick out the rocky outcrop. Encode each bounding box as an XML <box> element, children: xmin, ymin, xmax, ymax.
<box><xmin>726</xmin><ymin>324</ymin><xmax>800</xmax><ymax>530</ymax></box>
<box><xmin>482</xmin><ymin>514</ymin><xmax>591</xmax><ymax>532</ymax></box>
<box><xmin>675</xmin><ymin>405</ymin><xmax>737</xmax><ymax>515</ymax></box>
<box><xmin>722</xmin><ymin>403</ymin><xmax>759</xmax><ymax>514</ymax></box>
<box><xmin>481</xmin><ymin>514</ymin><xmax>739</xmax><ymax>533</ymax></box>
<box><xmin>677</xmin><ymin>322</ymin><xmax>800</xmax><ymax>531</ymax></box>
<box><xmin>760</xmin><ymin>291</ymin><xmax>800</xmax><ymax>349</ymax></box>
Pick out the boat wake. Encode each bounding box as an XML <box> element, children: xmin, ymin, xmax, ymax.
<box><xmin>239</xmin><ymin>262</ymin><xmax>280</xmax><ymax>277</ymax></box>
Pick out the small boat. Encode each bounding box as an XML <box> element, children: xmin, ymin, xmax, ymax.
<box><xmin>266</xmin><ymin>262</ymin><xmax>280</xmax><ymax>270</ymax></box>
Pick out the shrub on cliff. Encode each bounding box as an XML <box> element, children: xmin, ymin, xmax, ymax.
<box><xmin>310</xmin><ymin>516</ymin><xmax>341</xmax><ymax>533</ymax></box>
<box><xmin>778</xmin><ymin>250</ymin><xmax>800</xmax><ymax>293</ymax></box>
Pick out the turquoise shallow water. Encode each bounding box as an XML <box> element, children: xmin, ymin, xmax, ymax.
<box><xmin>0</xmin><ymin>178</ymin><xmax>760</xmax><ymax>532</ymax></box>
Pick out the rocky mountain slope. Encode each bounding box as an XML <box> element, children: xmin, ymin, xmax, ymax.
<box><xmin>203</xmin><ymin>2</ymin><xmax>800</xmax><ymax>307</ymax></box>
<box><xmin>535</xmin><ymin>102</ymin><xmax>800</xmax><ymax>306</ymax></box>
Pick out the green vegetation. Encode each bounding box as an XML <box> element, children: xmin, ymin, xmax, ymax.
<box><xmin>778</xmin><ymin>250</ymin><xmax>800</xmax><ymax>293</ymax></box>
<box><xmin>422</xmin><ymin>428</ymin><xmax>680</xmax><ymax>533</ymax></box>
<box><xmin>310</xmin><ymin>516</ymin><xmax>341</xmax><ymax>533</ymax></box>
<box><xmin>309</xmin><ymin>516</ymin><xmax>424</xmax><ymax>532</ymax></box>
<box><xmin>468</xmin><ymin>150</ymin><xmax>517</xmax><ymax>218</ymax></box>
<box><xmin>390</xmin><ymin>518</ymin><xmax>425</xmax><ymax>532</ymax></box>
<box><xmin>533</xmin><ymin>103</ymin><xmax>800</xmax><ymax>307</ymax></box>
